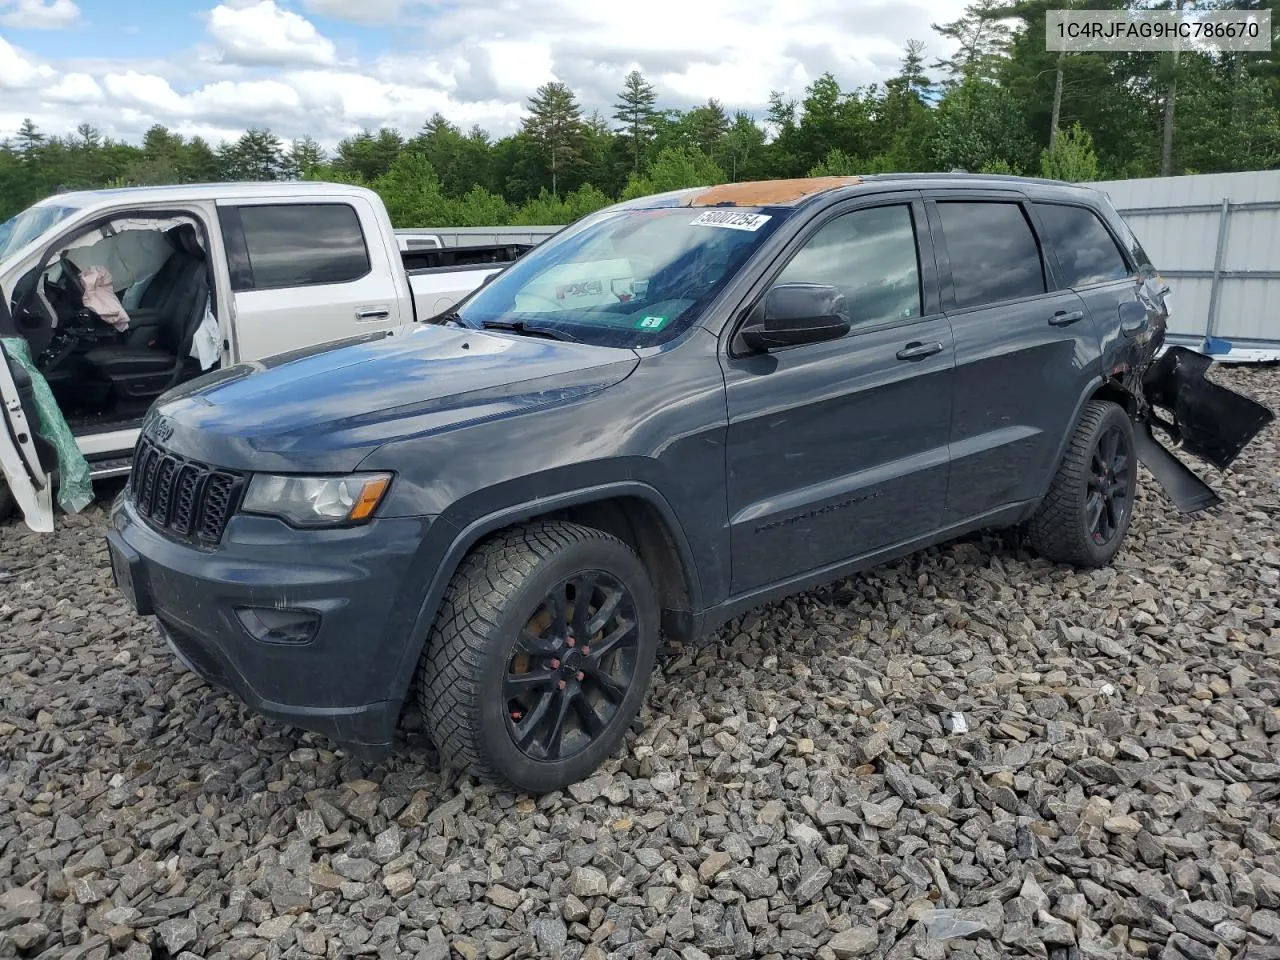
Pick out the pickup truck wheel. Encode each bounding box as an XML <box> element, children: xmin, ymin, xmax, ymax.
<box><xmin>417</xmin><ymin>521</ymin><xmax>659</xmax><ymax>793</ymax></box>
<box><xmin>1026</xmin><ymin>399</ymin><xmax>1137</xmax><ymax>569</ymax></box>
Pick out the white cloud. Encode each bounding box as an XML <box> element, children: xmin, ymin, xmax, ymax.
<box><xmin>189</xmin><ymin>79</ymin><xmax>304</xmax><ymax>123</ymax></box>
<box><xmin>103</xmin><ymin>72</ymin><xmax>190</xmax><ymax>116</ymax></box>
<box><xmin>301</xmin><ymin>0</ymin><xmax>415</xmax><ymax>24</ymax></box>
<box><xmin>0</xmin><ymin>0</ymin><xmax>79</xmax><ymax>29</ymax></box>
<box><xmin>45</xmin><ymin>71</ymin><xmax>103</xmax><ymax>103</ymax></box>
<box><xmin>0</xmin><ymin>0</ymin><xmax>974</xmax><ymax>148</ymax></box>
<box><xmin>0</xmin><ymin>34</ymin><xmax>55</xmax><ymax>87</ymax></box>
<box><xmin>207</xmin><ymin>1</ymin><xmax>337</xmax><ymax>67</ymax></box>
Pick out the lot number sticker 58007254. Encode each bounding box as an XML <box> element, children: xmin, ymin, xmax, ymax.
<box><xmin>690</xmin><ymin>210</ymin><xmax>772</xmax><ymax>231</ymax></box>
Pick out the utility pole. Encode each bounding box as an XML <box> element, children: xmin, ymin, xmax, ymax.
<box><xmin>1161</xmin><ymin>0</ymin><xmax>1187</xmax><ymax>176</ymax></box>
<box><xmin>1050</xmin><ymin>53</ymin><xmax>1064</xmax><ymax>149</ymax></box>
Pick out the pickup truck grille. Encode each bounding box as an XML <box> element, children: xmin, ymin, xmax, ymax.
<box><xmin>129</xmin><ymin>436</ymin><xmax>246</xmax><ymax>545</ymax></box>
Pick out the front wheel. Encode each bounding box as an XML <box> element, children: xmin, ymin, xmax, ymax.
<box><xmin>1026</xmin><ymin>399</ymin><xmax>1137</xmax><ymax>569</ymax></box>
<box><xmin>417</xmin><ymin>521</ymin><xmax>660</xmax><ymax>793</ymax></box>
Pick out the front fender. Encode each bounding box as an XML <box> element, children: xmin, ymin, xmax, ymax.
<box><xmin>380</xmin><ymin>480</ymin><xmax>704</xmax><ymax>715</ymax></box>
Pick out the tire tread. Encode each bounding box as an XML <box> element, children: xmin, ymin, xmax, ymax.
<box><xmin>1026</xmin><ymin>399</ymin><xmax>1132</xmax><ymax>568</ymax></box>
<box><xmin>416</xmin><ymin>520</ymin><xmax>640</xmax><ymax>788</ymax></box>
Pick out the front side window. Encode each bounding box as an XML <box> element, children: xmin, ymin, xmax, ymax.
<box><xmin>774</xmin><ymin>204</ymin><xmax>922</xmax><ymax>328</ymax></box>
<box><xmin>236</xmin><ymin>203</ymin><xmax>370</xmax><ymax>290</ymax></box>
<box><xmin>454</xmin><ymin>206</ymin><xmax>789</xmax><ymax>347</ymax></box>
<box><xmin>1033</xmin><ymin>202</ymin><xmax>1132</xmax><ymax>287</ymax></box>
<box><xmin>937</xmin><ymin>201</ymin><xmax>1047</xmax><ymax>309</ymax></box>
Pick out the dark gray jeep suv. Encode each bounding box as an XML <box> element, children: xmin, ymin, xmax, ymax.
<box><xmin>106</xmin><ymin>174</ymin><xmax>1274</xmax><ymax>792</ymax></box>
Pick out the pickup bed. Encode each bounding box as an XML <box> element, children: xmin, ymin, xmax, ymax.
<box><xmin>0</xmin><ymin>181</ymin><xmax>533</xmax><ymax>526</ymax></box>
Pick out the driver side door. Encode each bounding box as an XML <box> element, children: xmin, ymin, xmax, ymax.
<box><xmin>720</xmin><ymin>195</ymin><xmax>955</xmax><ymax>596</ymax></box>
<box><xmin>0</xmin><ymin>301</ymin><xmax>55</xmax><ymax>532</ymax></box>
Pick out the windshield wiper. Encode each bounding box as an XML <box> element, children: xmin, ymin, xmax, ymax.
<box><xmin>432</xmin><ymin>310</ymin><xmax>472</xmax><ymax>328</ymax></box>
<box><xmin>480</xmin><ymin>319</ymin><xmax>579</xmax><ymax>343</ymax></box>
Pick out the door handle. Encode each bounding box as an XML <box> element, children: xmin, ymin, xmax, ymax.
<box><xmin>896</xmin><ymin>341</ymin><xmax>943</xmax><ymax>361</ymax></box>
<box><xmin>355</xmin><ymin>308</ymin><xmax>391</xmax><ymax>322</ymax></box>
<box><xmin>1049</xmin><ymin>309</ymin><xmax>1085</xmax><ymax>327</ymax></box>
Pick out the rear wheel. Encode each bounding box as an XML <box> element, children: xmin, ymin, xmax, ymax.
<box><xmin>417</xmin><ymin>521</ymin><xmax>659</xmax><ymax>793</ymax></box>
<box><xmin>1026</xmin><ymin>399</ymin><xmax>1137</xmax><ymax>569</ymax></box>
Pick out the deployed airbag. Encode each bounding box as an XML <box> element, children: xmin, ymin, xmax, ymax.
<box><xmin>65</xmin><ymin>226</ymin><xmax>176</xmax><ymax>292</ymax></box>
<box><xmin>78</xmin><ymin>265</ymin><xmax>130</xmax><ymax>331</ymax></box>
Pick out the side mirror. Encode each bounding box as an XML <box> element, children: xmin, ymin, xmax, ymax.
<box><xmin>738</xmin><ymin>282</ymin><xmax>851</xmax><ymax>353</ymax></box>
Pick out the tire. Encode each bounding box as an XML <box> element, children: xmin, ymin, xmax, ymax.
<box><xmin>1026</xmin><ymin>399</ymin><xmax>1137</xmax><ymax>569</ymax></box>
<box><xmin>417</xmin><ymin>520</ymin><xmax>660</xmax><ymax>793</ymax></box>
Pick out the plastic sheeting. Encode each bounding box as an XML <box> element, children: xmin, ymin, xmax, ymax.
<box><xmin>0</xmin><ymin>336</ymin><xmax>92</xmax><ymax>514</ymax></box>
<box><xmin>191</xmin><ymin>296</ymin><xmax>220</xmax><ymax>370</ymax></box>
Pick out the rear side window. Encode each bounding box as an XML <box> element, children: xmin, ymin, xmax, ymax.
<box><xmin>1033</xmin><ymin>202</ymin><xmax>1131</xmax><ymax>286</ymax></box>
<box><xmin>232</xmin><ymin>203</ymin><xmax>370</xmax><ymax>291</ymax></box>
<box><xmin>937</xmin><ymin>201</ymin><xmax>1046</xmax><ymax>309</ymax></box>
<box><xmin>775</xmin><ymin>204</ymin><xmax>922</xmax><ymax>328</ymax></box>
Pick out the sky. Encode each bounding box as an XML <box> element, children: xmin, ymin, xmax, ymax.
<box><xmin>0</xmin><ymin>0</ymin><xmax>971</xmax><ymax>149</ymax></box>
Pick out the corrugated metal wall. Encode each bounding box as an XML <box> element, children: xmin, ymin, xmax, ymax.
<box><xmin>1092</xmin><ymin>171</ymin><xmax>1280</xmax><ymax>346</ymax></box>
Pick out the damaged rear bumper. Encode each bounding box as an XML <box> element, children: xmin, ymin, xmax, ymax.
<box><xmin>1136</xmin><ymin>346</ymin><xmax>1275</xmax><ymax>513</ymax></box>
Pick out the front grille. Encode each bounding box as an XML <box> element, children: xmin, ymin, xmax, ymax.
<box><xmin>129</xmin><ymin>436</ymin><xmax>246</xmax><ymax>545</ymax></box>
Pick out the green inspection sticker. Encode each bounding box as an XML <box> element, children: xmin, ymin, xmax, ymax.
<box><xmin>635</xmin><ymin>315</ymin><xmax>669</xmax><ymax>331</ymax></box>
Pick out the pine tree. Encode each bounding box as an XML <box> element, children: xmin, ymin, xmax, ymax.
<box><xmin>685</xmin><ymin>98</ymin><xmax>730</xmax><ymax>158</ymax></box>
<box><xmin>290</xmin><ymin>136</ymin><xmax>325</xmax><ymax>178</ymax></box>
<box><xmin>612</xmin><ymin>70</ymin><xmax>658</xmax><ymax>171</ymax></box>
<box><xmin>15</xmin><ymin>119</ymin><xmax>44</xmax><ymax>159</ymax></box>
<box><xmin>220</xmin><ymin>129</ymin><xmax>286</xmax><ymax>181</ymax></box>
<box><xmin>1040</xmin><ymin>121</ymin><xmax>1099</xmax><ymax>181</ymax></box>
<box><xmin>75</xmin><ymin>123</ymin><xmax>101</xmax><ymax>149</ymax></box>
<box><xmin>723</xmin><ymin>112</ymin><xmax>767</xmax><ymax>181</ymax></box>
<box><xmin>895</xmin><ymin>40</ymin><xmax>932</xmax><ymax>98</ymax></box>
<box><xmin>523</xmin><ymin>81</ymin><xmax>585</xmax><ymax>195</ymax></box>
<box><xmin>931</xmin><ymin>0</ymin><xmax>1013</xmax><ymax>81</ymax></box>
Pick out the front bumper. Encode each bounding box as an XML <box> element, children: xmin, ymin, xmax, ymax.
<box><xmin>107</xmin><ymin>496</ymin><xmax>438</xmax><ymax>755</ymax></box>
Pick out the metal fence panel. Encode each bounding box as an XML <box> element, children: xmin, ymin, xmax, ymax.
<box><xmin>1093</xmin><ymin>170</ymin><xmax>1280</xmax><ymax>349</ymax></box>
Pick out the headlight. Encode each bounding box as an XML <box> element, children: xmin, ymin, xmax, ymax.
<box><xmin>242</xmin><ymin>473</ymin><xmax>391</xmax><ymax>527</ymax></box>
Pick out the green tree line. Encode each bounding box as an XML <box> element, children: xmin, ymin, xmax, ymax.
<box><xmin>2</xmin><ymin>0</ymin><xmax>1277</xmax><ymax>228</ymax></box>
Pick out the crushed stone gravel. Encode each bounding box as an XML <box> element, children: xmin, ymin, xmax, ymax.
<box><xmin>1</xmin><ymin>366</ymin><xmax>1278</xmax><ymax>960</ymax></box>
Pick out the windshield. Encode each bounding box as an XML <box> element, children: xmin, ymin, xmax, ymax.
<box><xmin>0</xmin><ymin>202</ymin><xmax>82</xmax><ymax>261</ymax></box>
<box><xmin>453</xmin><ymin>205</ymin><xmax>790</xmax><ymax>347</ymax></box>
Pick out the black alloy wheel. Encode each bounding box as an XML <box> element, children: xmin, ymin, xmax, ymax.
<box><xmin>503</xmin><ymin>570</ymin><xmax>640</xmax><ymax>762</ymax></box>
<box><xmin>1087</xmin><ymin>422</ymin><xmax>1132</xmax><ymax>545</ymax></box>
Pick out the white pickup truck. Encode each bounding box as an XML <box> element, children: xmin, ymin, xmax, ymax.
<box><xmin>0</xmin><ymin>181</ymin><xmax>538</xmax><ymax>525</ymax></box>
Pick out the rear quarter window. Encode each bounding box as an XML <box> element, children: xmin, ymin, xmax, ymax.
<box><xmin>1033</xmin><ymin>202</ymin><xmax>1132</xmax><ymax>287</ymax></box>
<box><xmin>230</xmin><ymin>203</ymin><xmax>371</xmax><ymax>291</ymax></box>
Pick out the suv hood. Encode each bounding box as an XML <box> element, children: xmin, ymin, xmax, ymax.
<box><xmin>151</xmin><ymin>325</ymin><xmax>639</xmax><ymax>472</ymax></box>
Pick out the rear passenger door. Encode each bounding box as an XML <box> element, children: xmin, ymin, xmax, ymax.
<box><xmin>217</xmin><ymin>197</ymin><xmax>405</xmax><ymax>362</ymax></box>
<box><xmin>927</xmin><ymin>193</ymin><xmax>1100</xmax><ymax>522</ymax></box>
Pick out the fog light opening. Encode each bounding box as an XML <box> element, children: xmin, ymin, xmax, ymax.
<box><xmin>235</xmin><ymin>606</ymin><xmax>321</xmax><ymax>645</ymax></box>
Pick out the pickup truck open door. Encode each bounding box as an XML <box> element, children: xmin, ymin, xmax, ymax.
<box><xmin>1</xmin><ymin>297</ymin><xmax>55</xmax><ymax>531</ymax></box>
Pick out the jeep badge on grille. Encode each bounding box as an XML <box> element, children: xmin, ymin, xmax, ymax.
<box><xmin>150</xmin><ymin>417</ymin><xmax>175</xmax><ymax>443</ymax></box>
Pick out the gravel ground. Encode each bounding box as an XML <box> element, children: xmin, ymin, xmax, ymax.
<box><xmin>2</xmin><ymin>366</ymin><xmax>1279</xmax><ymax>960</ymax></box>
